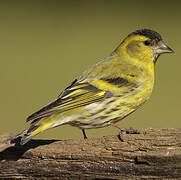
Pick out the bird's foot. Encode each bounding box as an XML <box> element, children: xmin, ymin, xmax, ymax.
<box><xmin>118</xmin><ymin>127</ymin><xmax>140</xmax><ymax>142</ymax></box>
<box><xmin>124</xmin><ymin>127</ymin><xmax>140</xmax><ymax>134</ymax></box>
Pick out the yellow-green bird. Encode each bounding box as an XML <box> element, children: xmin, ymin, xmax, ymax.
<box><xmin>13</xmin><ymin>29</ymin><xmax>174</xmax><ymax>145</ymax></box>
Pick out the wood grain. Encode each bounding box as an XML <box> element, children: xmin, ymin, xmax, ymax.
<box><xmin>0</xmin><ymin>128</ymin><xmax>181</xmax><ymax>179</ymax></box>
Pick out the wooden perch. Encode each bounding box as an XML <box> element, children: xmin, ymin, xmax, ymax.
<box><xmin>0</xmin><ymin>128</ymin><xmax>181</xmax><ymax>179</ymax></box>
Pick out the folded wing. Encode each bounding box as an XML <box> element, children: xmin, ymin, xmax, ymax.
<box><xmin>26</xmin><ymin>79</ymin><xmax>106</xmax><ymax>124</ymax></box>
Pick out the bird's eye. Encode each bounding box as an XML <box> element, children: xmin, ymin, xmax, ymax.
<box><xmin>144</xmin><ymin>40</ymin><xmax>151</xmax><ymax>46</ymax></box>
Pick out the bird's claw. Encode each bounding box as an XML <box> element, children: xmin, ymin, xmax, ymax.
<box><xmin>118</xmin><ymin>127</ymin><xmax>140</xmax><ymax>142</ymax></box>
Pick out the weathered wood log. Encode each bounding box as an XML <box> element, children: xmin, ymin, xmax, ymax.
<box><xmin>0</xmin><ymin>128</ymin><xmax>181</xmax><ymax>179</ymax></box>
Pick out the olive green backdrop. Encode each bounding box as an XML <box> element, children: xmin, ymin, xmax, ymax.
<box><xmin>0</xmin><ymin>0</ymin><xmax>180</xmax><ymax>140</ymax></box>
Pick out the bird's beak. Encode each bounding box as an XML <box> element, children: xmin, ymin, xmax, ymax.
<box><xmin>154</xmin><ymin>41</ymin><xmax>174</xmax><ymax>54</ymax></box>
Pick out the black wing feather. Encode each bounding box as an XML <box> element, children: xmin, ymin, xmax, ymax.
<box><xmin>26</xmin><ymin>79</ymin><xmax>102</xmax><ymax>123</ymax></box>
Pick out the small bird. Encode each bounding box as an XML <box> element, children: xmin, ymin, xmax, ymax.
<box><xmin>13</xmin><ymin>29</ymin><xmax>174</xmax><ymax>145</ymax></box>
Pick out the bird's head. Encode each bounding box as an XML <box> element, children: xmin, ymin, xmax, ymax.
<box><xmin>116</xmin><ymin>29</ymin><xmax>174</xmax><ymax>63</ymax></box>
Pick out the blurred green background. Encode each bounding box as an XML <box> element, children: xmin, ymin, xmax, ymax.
<box><xmin>0</xmin><ymin>0</ymin><xmax>180</xmax><ymax>140</ymax></box>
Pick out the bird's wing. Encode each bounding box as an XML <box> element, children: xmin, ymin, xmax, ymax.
<box><xmin>26</xmin><ymin>79</ymin><xmax>106</xmax><ymax>123</ymax></box>
<box><xmin>27</xmin><ymin>56</ymin><xmax>140</xmax><ymax>124</ymax></box>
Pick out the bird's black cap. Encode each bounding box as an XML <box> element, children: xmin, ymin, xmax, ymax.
<box><xmin>129</xmin><ymin>29</ymin><xmax>162</xmax><ymax>41</ymax></box>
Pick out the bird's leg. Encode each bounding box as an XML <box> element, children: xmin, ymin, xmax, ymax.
<box><xmin>110</xmin><ymin>122</ymin><xmax>140</xmax><ymax>134</ymax></box>
<box><xmin>82</xmin><ymin>129</ymin><xmax>87</xmax><ymax>139</ymax></box>
<box><xmin>110</xmin><ymin>123</ymin><xmax>140</xmax><ymax>142</ymax></box>
<box><xmin>110</xmin><ymin>122</ymin><xmax>126</xmax><ymax>142</ymax></box>
<box><xmin>110</xmin><ymin>122</ymin><xmax>126</xmax><ymax>132</ymax></box>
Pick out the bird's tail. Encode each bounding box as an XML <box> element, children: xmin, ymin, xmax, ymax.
<box><xmin>11</xmin><ymin>114</ymin><xmax>72</xmax><ymax>145</ymax></box>
<box><xmin>11</xmin><ymin>117</ymin><xmax>56</xmax><ymax>145</ymax></box>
